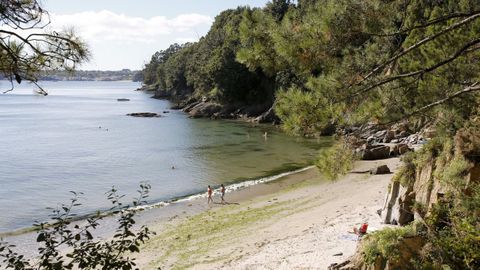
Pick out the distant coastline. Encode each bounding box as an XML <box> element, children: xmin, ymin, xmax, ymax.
<box><xmin>36</xmin><ymin>69</ymin><xmax>142</xmax><ymax>82</ymax></box>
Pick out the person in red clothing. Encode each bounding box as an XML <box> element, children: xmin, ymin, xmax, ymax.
<box><xmin>207</xmin><ymin>185</ymin><xmax>213</xmax><ymax>204</ymax></box>
<box><xmin>353</xmin><ymin>223</ymin><xmax>368</xmax><ymax>236</ymax></box>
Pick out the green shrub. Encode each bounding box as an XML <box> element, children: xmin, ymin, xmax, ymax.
<box><xmin>424</xmin><ymin>183</ymin><xmax>480</xmax><ymax>269</ymax></box>
<box><xmin>413</xmin><ymin>137</ymin><xmax>446</xmax><ymax>168</ymax></box>
<box><xmin>362</xmin><ymin>224</ymin><xmax>419</xmax><ymax>265</ymax></box>
<box><xmin>439</xmin><ymin>155</ymin><xmax>472</xmax><ymax>191</ymax></box>
<box><xmin>0</xmin><ymin>185</ymin><xmax>154</xmax><ymax>270</ymax></box>
<box><xmin>393</xmin><ymin>152</ymin><xmax>416</xmax><ymax>187</ymax></box>
<box><xmin>316</xmin><ymin>140</ymin><xmax>355</xmax><ymax>180</ymax></box>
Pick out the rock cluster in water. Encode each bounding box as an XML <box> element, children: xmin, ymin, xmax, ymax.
<box><xmin>126</xmin><ymin>112</ymin><xmax>160</xmax><ymax>118</ymax></box>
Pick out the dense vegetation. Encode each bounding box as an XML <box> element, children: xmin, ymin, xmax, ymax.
<box><xmin>141</xmin><ymin>9</ymin><xmax>274</xmax><ymax>106</ymax></box>
<box><xmin>142</xmin><ymin>0</ymin><xmax>480</xmax><ymax>268</ymax></box>
<box><xmin>142</xmin><ymin>0</ymin><xmax>480</xmax><ymax>136</ymax></box>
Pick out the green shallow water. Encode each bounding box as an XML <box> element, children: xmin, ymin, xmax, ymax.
<box><xmin>186</xmin><ymin>118</ymin><xmax>331</xmax><ymax>185</ymax></box>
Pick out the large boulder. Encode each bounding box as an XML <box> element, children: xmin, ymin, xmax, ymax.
<box><xmin>360</xmin><ymin>144</ymin><xmax>391</xmax><ymax>160</ymax></box>
<box><xmin>370</xmin><ymin>165</ymin><xmax>391</xmax><ymax>175</ymax></box>
<box><xmin>389</xmin><ymin>143</ymin><xmax>412</xmax><ymax>156</ymax></box>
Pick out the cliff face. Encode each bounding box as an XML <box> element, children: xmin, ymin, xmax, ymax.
<box><xmin>332</xmin><ymin>117</ymin><xmax>480</xmax><ymax>270</ymax></box>
<box><xmin>381</xmin><ymin>118</ymin><xmax>480</xmax><ymax>227</ymax></box>
<box><xmin>380</xmin><ymin>156</ymin><xmax>446</xmax><ymax>226</ymax></box>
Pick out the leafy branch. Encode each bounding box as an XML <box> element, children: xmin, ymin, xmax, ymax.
<box><xmin>0</xmin><ymin>184</ymin><xmax>155</xmax><ymax>270</ymax></box>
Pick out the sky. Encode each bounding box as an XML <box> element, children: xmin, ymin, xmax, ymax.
<box><xmin>42</xmin><ymin>0</ymin><xmax>270</xmax><ymax>71</ymax></box>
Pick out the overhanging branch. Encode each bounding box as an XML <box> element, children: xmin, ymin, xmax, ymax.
<box><xmin>350</xmin><ymin>38</ymin><xmax>480</xmax><ymax>98</ymax></box>
<box><xmin>356</xmin><ymin>12</ymin><xmax>480</xmax><ymax>85</ymax></box>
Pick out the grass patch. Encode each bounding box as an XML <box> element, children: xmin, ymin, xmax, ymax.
<box><xmin>141</xmin><ymin>168</ymin><xmax>327</xmax><ymax>269</ymax></box>
<box><xmin>144</xmin><ymin>198</ymin><xmax>295</xmax><ymax>269</ymax></box>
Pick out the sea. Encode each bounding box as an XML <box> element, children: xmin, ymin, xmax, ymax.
<box><xmin>0</xmin><ymin>80</ymin><xmax>331</xmax><ymax>234</ymax></box>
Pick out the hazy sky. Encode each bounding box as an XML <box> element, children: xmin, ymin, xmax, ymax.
<box><xmin>42</xmin><ymin>0</ymin><xmax>269</xmax><ymax>70</ymax></box>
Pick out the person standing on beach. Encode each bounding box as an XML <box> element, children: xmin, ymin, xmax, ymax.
<box><xmin>207</xmin><ymin>185</ymin><xmax>213</xmax><ymax>204</ymax></box>
<box><xmin>220</xmin><ymin>184</ymin><xmax>226</xmax><ymax>204</ymax></box>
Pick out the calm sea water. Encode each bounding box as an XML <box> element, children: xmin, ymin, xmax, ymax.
<box><xmin>0</xmin><ymin>80</ymin><xmax>330</xmax><ymax>233</ymax></box>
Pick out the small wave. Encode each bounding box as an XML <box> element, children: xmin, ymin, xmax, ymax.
<box><xmin>2</xmin><ymin>166</ymin><xmax>314</xmax><ymax>236</ymax></box>
<box><xmin>131</xmin><ymin>165</ymin><xmax>315</xmax><ymax>211</ymax></box>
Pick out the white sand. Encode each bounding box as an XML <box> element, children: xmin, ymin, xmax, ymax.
<box><xmin>139</xmin><ymin>158</ymin><xmax>401</xmax><ymax>270</ymax></box>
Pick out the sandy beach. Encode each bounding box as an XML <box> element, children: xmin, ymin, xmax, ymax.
<box><xmin>135</xmin><ymin>157</ymin><xmax>401</xmax><ymax>269</ymax></box>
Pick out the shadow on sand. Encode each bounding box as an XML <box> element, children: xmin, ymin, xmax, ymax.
<box><xmin>212</xmin><ymin>201</ymin><xmax>240</xmax><ymax>205</ymax></box>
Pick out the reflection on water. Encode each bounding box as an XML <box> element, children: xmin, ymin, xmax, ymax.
<box><xmin>0</xmin><ymin>80</ymin><xmax>331</xmax><ymax>233</ymax></box>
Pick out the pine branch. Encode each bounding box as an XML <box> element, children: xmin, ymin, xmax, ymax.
<box><xmin>355</xmin><ymin>11</ymin><xmax>480</xmax><ymax>37</ymax></box>
<box><xmin>411</xmin><ymin>82</ymin><xmax>480</xmax><ymax>114</ymax></box>
<box><xmin>355</xmin><ymin>12</ymin><xmax>480</xmax><ymax>85</ymax></box>
<box><xmin>350</xmin><ymin>38</ymin><xmax>480</xmax><ymax>98</ymax></box>
<box><xmin>382</xmin><ymin>82</ymin><xmax>480</xmax><ymax>125</ymax></box>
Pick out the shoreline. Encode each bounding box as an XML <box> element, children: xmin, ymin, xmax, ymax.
<box><xmin>135</xmin><ymin>157</ymin><xmax>401</xmax><ymax>269</ymax></box>
<box><xmin>0</xmin><ymin>163</ymin><xmax>320</xmax><ymax>257</ymax></box>
<box><xmin>2</xmin><ymin>157</ymin><xmax>400</xmax><ymax>269</ymax></box>
<box><xmin>0</xmin><ymin>164</ymin><xmax>315</xmax><ymax>238</ymax></box>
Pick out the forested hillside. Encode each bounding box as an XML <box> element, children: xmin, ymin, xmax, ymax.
<box><xmin>142</xmin><ymin>8</ymin><xmax>274</xmax><ymax>106</ymax></box>
<box><xmin>142</xmin><ymin>0</ymin><xmax>479</xmax><ymax>135</ymax></box>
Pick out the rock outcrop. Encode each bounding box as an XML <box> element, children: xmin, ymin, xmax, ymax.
<box><xmin>359</xmin><ymin>145</ymin><xmax>391</xmax><ymax>160</ymax></box>
<box><xmin>380</xmin><ymin>180</ymin><xmax>415</xmax><ymax>225</ymax></box>
<box><xmin>185</xmin><ymin>102</ymin><xmax>222</xmax><ymax>118</ymax></box>
<box><xmin>252</xmin><ymin>106</ymin><xmax>280</xmax><ymax>124</ymax></box>
<box><xmin>389</xmin><ymin>143</ymin><xmax>412</xmax><ymax>156</ymax></box>
<box><xmin>127</xmin><ymin>112</ymin><xmax>160</xmax><ymax>117</ymax></box>
<box><xmin>380</xmin><ymin>117</ymin><xmax>480</xmax><ymax>224</ymax></box>
<box><xmin>342</xmin><ymin>121</ymin><xmax>430</xmax><ymax>146</ymax></box>
<box><xmin>330</xmin><ymin>118</ymin><xmax>480</xmax><ymax>270</ymax></box>
<box><xmin>370</xmin><ymin>165</ymin><xmax>391</xmax><ymax>175</ymax></box>
<box><xmin>136</xmin><ymin>84</ymin><xmax>157</xmax><ymax>92</ymax></box>
<box><xmin>168</xmin><ymin>96</ymin><xmax>278</xmax><ymax>123</ymax></box>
